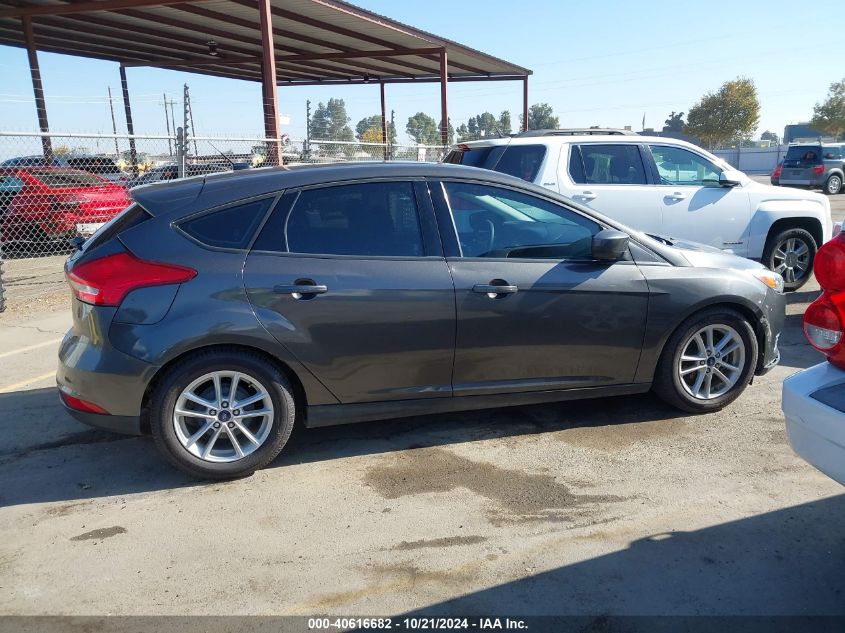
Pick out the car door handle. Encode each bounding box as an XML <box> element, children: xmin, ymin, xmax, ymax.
<box><xmin>473</xmin><ymin>283</ymin><xmax>518</xmax><ymax>296</ymax></box>
<box><xmin>273</xmin><ymin>283</ymin><xmax>328</xmax><ymax>297</ymax></box>
<box><xmin>665</xmin><ymin>191</ymin><xmax>686</xmax><ymax>201</ymax></box>
<box><xmin>577</xmin><ymin>191</ymin><xmax>598</xmax><ymax>200</ymax></box>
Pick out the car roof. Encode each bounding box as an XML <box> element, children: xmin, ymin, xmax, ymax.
<box><xmin>131</xmin><ymin>161</ymin><xmax>544</xmax><ymax>217</ymax></box>
<box><xmin>455</xmin><ymin>134</ymin><xmax>704</xmax><ymax>152</ymax></box>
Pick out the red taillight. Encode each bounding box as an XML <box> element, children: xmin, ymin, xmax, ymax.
<box><xmin>773</xmin><ymin>165</ymin><xmax>782</xmax><ymax>178</ymax></box>
<box><xmin>60</xmin><ymin>391</ymin><xmax>110</xmax><ymax>414</ymax></box>
<box><xmin>804</xmin><ymin>235</ymin><xmax>845</xmax><ymax>369</ymax></box>
<box><xmin>813</xmin><ymin>165</ymin><xmax>825</xmax><ymax>174</ymax></box>
<box><xmin>66</xmin><ymin>251</ymin><xmax>196</xmax><ymax>306</ymax></box>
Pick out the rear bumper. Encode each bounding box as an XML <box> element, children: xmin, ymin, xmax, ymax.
<box><xmin>57</xmin><ymin>326</ymin><xmax>155</xmax><ymax>436</ymax></box>
<box><xmin>782</xmin><ymin>362</ymin><xmax>845</xmax><ymax>486</ymax></box>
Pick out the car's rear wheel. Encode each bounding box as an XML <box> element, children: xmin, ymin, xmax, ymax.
<box><xmin>825</xmin><ymin>174</ymin><xmax>843</xmax><ymax>195</ymax></box>
<box><xmin>653</xmin><ymin>308</ymin><xmax>758</xmax><ymax>413</ymax></box>
<box><xmin>150</xmin><ymin>350</ymin><xmax>295</xmax><ymax>479</ymax></box>
<box><xmin>762</xmin><ymin>227</ymin><xmax>816</xmax><ymax>291</ymax></box>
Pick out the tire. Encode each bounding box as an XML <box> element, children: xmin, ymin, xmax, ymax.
<box><xmin>762</xmin><ymin>227</ymin><xmax>817</xmax><ymax>291</ymax></box>
<box><xmin>653</xmin><ymin>308</ymin><xmax>758</xmax><ymax>414</ymax></box>
<box><xmin>150</xmin><ymin>349</ymin><xmax>296</xmax><ymax>479</ymax></box>
<box><xmin>824</xmin><ymin>174</ymin><xmax>842</xmax><ymax>195</ymax></box>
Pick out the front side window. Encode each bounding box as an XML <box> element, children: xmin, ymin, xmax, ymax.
<box><xmin>574</xmin><ymin>144</ymin><xmax>647</xmax><ymax>185</ymax></box>
<box><xmin>286</xmin><ymin>182</ymin><xmax>424</xmax><ymax>257</ymax></box>
<box><xmin>443</xmin><ymin>181</ymin><xmax>600</xmax><ymax>260</ymax></box>
<box><xmin>649</xmin><ymin>145</ymin><xmax>721</xmax><ymax>186</ymax></box>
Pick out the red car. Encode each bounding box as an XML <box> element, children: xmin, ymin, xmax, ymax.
<box><xmin>0</xmin><ymin>167</ymin><xmax>130</xmax><ymax>251</ymax></box>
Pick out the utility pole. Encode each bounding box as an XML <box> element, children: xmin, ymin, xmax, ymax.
<box><xmin>161</xmin><ymin>92</ymin><xmax>174</xmax><ymax>156</ymax></box>
<box><xmin>183</xmin><ymin>84</ymin><xmax>192</xmax><ymax>162</ymax></box>
<box><xmin>107</xmin><ymin>86</ymin><xmax>119</xmax><ymax>157</ymax></box>
<box><xmin>183</xmin><ymin>84</ymin><xmax>198</xmax><ymax>157</ymax></box>
<box><xmin>305</xmin><ymin>99</ymin><xmax>311</xmax><ymax>158</ymax></box>
<box><xmin>390</xmin><ymin>109</ymin><xmax>395</xmax><ymax>160</ymax></box>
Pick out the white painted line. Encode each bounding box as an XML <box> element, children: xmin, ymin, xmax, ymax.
<box><xmin>0</xmin><ymin>371</ymin><xmax>56</xmax><ymax>394</ymax></box>
<box><xmin>0</xmin><ymin>337</ymin><xmax>63</xmax><ymax>360</ymax></box>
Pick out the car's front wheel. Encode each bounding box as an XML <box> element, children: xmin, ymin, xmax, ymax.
<box><xmin>654</xmin><ymin>308</ymin><xmax>758</xmax><ymax>413</ymax></box>
<box><xmin>762</xmin><ymin>227</ymin><xmax>817</xmax><ymax>291</ymax></box>
<box><xmin>825</xmin><ymin>174</ymin><xmax>843</xmax><ymax>195</ymax></box>
<box><xmin>150</xmin><ymin>350</ymin><xmax>295</xmax><ymax>479</ymax></box>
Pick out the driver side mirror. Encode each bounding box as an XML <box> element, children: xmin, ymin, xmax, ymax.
<box><xmin>719</xmin><ymin>169</ymin><xmax>744</xmax><ymax>187</ymax></box>
<box><xmin>592</xmin><ymin>229</ymin><xmax>629</xmax><ymax>261</ymax></box>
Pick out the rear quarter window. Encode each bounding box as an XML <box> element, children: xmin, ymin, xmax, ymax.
<box><xmin>493</xmin><ymin>145</ymin><xmax>547</xmax><ymax>182</ymax></box>
<box><xmin>179</xmin><ymin>197</ymin><xmax>274</xmax><ymax>250</ymax></box>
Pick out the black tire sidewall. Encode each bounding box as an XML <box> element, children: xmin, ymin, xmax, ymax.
<box><xmin>150</xmin><ymin>351</ymin><xmax>295</xmax><ymax>479</ymax></box>
<box><xmin>656</xmin><ymin>309</ymin><xmax>758</xmax><ymax>413</ymax></box>
<box><xmin>763</xmin><ymin>227</ymin><xmax>817</xmax><ymax>291</ymax></box>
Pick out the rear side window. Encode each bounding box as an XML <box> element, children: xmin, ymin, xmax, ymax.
<box><xmin>493</xmin><ymin>145</ymin><xmax>547</xmax><ymax>182</ymax></box>
<box><xmin>822</xmin><ymin>146</ymin><xmax>844</xmax><ymax>160</ymax></box>
<box><xmin>286</xmin><ymin>182</ymin><xmax>423</xmax><ymax>257</ymax></box>
<box><xmin>568</xmin><ymin>146</ymin><xmax>587</xmax><ymax>183</ymax></box>
<box><xmin>576</xmin><ymin>144</ymin><xmax>647</xmax><ymax>185</ymax></box>
<box><xmin>180</xmin><ymin>198</ymin><xmax>273</xmax><ymax>249</ymax></box>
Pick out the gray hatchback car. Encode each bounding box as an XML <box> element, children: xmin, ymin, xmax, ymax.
<box><xmin>58</xmin><ymin>162</ymin><xmax>785</xmax><ymax>478</ymax></box>
<box><xmin>779</xmin><ymin>143</ymin><xmax>845</xmax><ymax>195</ymax></box>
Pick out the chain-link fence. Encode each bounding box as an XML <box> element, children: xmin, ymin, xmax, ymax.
<box><xmin>0</xmin><ymin>131</ymin><xmax>447</xmax><ymax>312</ymax></box>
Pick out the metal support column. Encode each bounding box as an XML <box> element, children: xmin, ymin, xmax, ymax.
<box><xmin>258</xmin><ymin>0</ymin><xmax>281</xmax><ymax>165</ymax></box>
<box><xmin>380</xmin><ymin>81</ymin><xmax>388</xmax><ymax>160</ymax></box>
<box><xmin>119</xmin><ymin>64</ymin><xmax>138</xmax><ymax>176</ymax></box>
<box><xmin>522</xmin><ymin>76</ymin><xmax>529</xmax><ymax>132</ymax></box>
<box><xmin>22</xmin><ymin>16</ymin><xmax>51</xmax><ymax>158</ymax></box>
<box><xmin>439</xmin><ymin>49</ymin><xmax>448</xmax><ymax>146</ymax></box>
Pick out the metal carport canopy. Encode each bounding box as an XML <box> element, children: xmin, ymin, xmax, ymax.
<box><xmin>0</xmin><ymin>0</ymin><xmax>532</xmax><ymax>150</ymax></box>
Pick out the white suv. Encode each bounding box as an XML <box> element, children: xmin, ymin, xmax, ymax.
<box><xmin>444</xmin><ymin>129</ymin><xmax>833</xmax><ymax>290</ymax></box>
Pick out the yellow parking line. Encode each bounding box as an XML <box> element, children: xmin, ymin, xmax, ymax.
<box><xmin>0</xmin><ymin>337</ymin><xmax>63</xmax><ymax>360</ymax></box>
<box><xmin>0</xmin><ymin>371</ymin><xmax>56</xmax><ymax>394</ymax></box>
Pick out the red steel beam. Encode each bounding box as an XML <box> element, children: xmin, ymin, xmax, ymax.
<box><xmin>21</xmin><ymin>15</ymin><xmax>51</xmax><ymax>156</ymax></box>
<box><xmin>523</xmin><ymin>76</ymin><xmax>529</xmax><ymax>132</ymax></box>
<box><xmin>439</xmin><ymin>49</ymin><xmax>448</xmax><ymax>146</ymax></box>
<box><xmin>276</xmin><ymin>74</ymin><xmax>528</xmax><ymax>86</ymax></box>
<box><xmin>258</xmin><ymin>0</ymin><xmax>280</xmax><ymax>165</ymax></box>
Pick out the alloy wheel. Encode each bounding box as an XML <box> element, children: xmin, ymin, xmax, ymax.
<box><xmin>828</xmin><ymin>175</ymin><xmax>842</xmax><ymax>195</ymax></box>
<box><xmin>677</xmin><ymin>325</ymin><xmax>746</xmax><ymax>400</ymax></box>
<box><xmin>772</xmin><ymin>237</ymin><xmax>810</xmax><ymax>284</ymax></box>
<box><xmin>173</xmin><ymin>370</ymin><xmax>274</xmax><ymax>462</ymax></box>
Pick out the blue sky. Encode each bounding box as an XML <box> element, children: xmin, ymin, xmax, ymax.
<box><xmin>0</xmin><ymin>0</ymin><xmax>841</xmax><ymax>144</ymax></box>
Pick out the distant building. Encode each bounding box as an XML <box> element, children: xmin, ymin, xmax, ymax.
<box><xmin>784</xmin><ymin>123</ymin><xmax>823</xmax><ymax>144</ymax></box>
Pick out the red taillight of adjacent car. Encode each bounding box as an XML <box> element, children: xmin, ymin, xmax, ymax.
<box><xmin>66</xmin><ymin>251</ymin><xmax>196</xmax><ymax>307</ymax></box>
<box><xmin>813</xmin><ymin>165</ymin><xmax>825</xmax><ymax>175</ymax></box>
<box><xmin>772</xmin><ymin>164</ymin><xmax>782</xmax><ymax>179</ymax></box>
<box><xmin>804</xmin><ymin>234</ymin><xmax>845</xmax><ymax>369</ymax></box>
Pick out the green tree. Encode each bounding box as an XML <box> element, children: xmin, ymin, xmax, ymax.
<box><xmin>498</xmin><ymin>110</ymin><xmax>512</xmax><ymax>135</ymax></box>
<box><xmin>355</xmin><ymin>115</ymin><xmax>396</xmax><ymax>144</ymax></box>
<box><xmin>460</xmin><ymin>111</ymin><xmax>512</xmax><ymax>141</ymax></box>
<box><xmin>684</xmin><ymin>78</ymin><xmax>760</xmax><ymax>149</ymax></box>
<box><xmin>438</xmin><ymin>118</ymin><xmax>455</xmax><ymax>145</ymax></box>
<box><xmin>810</xmin><ymin>79</ymin><xmax>845</xmax><ymax>139</ymax></box>
<box><xmin>663</xmin><ymin>111</ymin><xmax>685</xmax><ymax>133</ymax></box>
<box><xmin>406</xmin><ymin>112</ymin><xmax>439</xmax><ymax>145</ymax></box>
<box><xmin>519</xmin><ymin>103</ymin><xmax>559</xmax><ymax>131</ymax></box>
<box><xmin>310</xmin><ymin>98</ymin><xmax>354</xmax><ymax>141</ymax></box>
<box><xmin>760</xmin><ymin>130</ymin><xmax>780</xmax><ymax>145</ymax></box>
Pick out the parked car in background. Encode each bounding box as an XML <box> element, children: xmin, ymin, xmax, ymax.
<box><xmin>0</xmin><ymin>167</ymin><xmax>130</xmax><ymax>252</ymax></box>
<box><xmin>64</xmin><ymin>156</ymin><xmax>128</xmax><ymax>183</ymax></box>
<box><xmin>445</xmin><ymin>130</ymin><xmax>833</xmax><ymax>291</ymax></box>
<box><xmin>59</xmin><ymin>162</ymin><xmax>784</xmax><ymax>478</ymax></box>
<box><xmin>771</xmin><ymin>160</ymin><xmax>782</xmax><ymax>186</ymax></box>
<box><xmin>777</xmin><ymin>143</ymin><xmax>845</xmax><ymax>195</ymax></box>
<box><xmin>0</xmin><ymin>155</ymin><xmax>66</xmax><ymax>168</ymax></box>
<box><xmin>126</xmin><ymin>163</ymin><xmax>231</xmax><ymax>188</ymax></box>
<box><xmin>783</xmin><ymin>233</ymin><xmax>845</xmax><ymax>486</ymax></box>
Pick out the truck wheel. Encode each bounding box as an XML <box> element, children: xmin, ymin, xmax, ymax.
<box><xmin>825</xmin><ymin>174</ymin><xmax>842</xmax><ymax>195</ymax></box>
<box><xmin>762</xmin><ymin>227</ymin><xmax>817</xmax><ymax>291</ymax></box>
